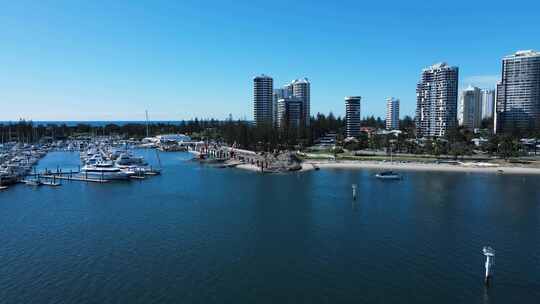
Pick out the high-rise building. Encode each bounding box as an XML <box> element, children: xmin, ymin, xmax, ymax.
<box><xmin>495</xmin><ymin>50</ymin><xmax>540</xmax><ymax>134</ymax></box>
<box><xmin>459</xmin><ymin>85</ymin><xmax>483</xmax><ymax>130</ymax></box>
<box><xmin>284</xmin><ymin>83</ymin><xmax>294</xmax><ymax>99</ymax></box>
<box><xmin>273</xmin><ymin>88</ymin><xmax>289</xmax><ymax>127</ymax></box>
<box><xmin>415</xmin><ymin>62</ymin><xmax>459</xmax><ymax>137</ymax></box>
<box><xmin>253</xmin><ymin>74</ymin><xmax>273</xmax><ymax>126</ymax></box>
<box><xmin>277</xmin><ymin>97</ymin><xmax>303</xmax><ymax>129</ymax></box>
<box><xmin>386</xmin><ymin>97</ymin><xmax>400</xmax><ymax>130</ymax></box>
<box><xmin>345</xmin><ymin>96</ymin><xmax>361</xmax><ymax>138</ymax></box>
<box><xmin>290</xmin><ymin>78</ymin><xmax>311</xmax><ymax>126</ymax></box>
<box><xmin>481</xmin><ymin>89</ymin><xmax>495</xmax><ymax>120</ymax></box>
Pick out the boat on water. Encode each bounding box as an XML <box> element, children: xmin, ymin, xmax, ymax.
<box><xmin>81</xmin><ymin>162</ymin><xmax>134</xmax><ymax>180</ymax></box>
<box><xmin>115</xmin><ymin>153</ymin><xmax>147</xmax><ymax>166</ymax></box>
<box><xmin>24</xmin><ymin>179</ymin><xmax>43</xmax><ymax>186</ymax></box>
<box><xmin>117</xmin><ymin>164</ymin><xmax>161</xmax><ymax>176</ymax></box>
<box><xmin>41</xmin><ymin>180</ymin><xmax>61</xmax><ymax>186</ymax></box>
<box><xmin>375</xmin><ymin>171</ymin><xmax>402</xmax><ymax>180</ymax></box>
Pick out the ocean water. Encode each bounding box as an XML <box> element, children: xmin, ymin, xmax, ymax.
<box><xmin>0</xmin><ymin>151</ymin><xmax>539</xmax><ymax>303</ymax></box>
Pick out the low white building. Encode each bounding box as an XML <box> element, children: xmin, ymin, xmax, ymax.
<box><xmin>142</xmin><ymin>134</ymin><xmax>192</xmax><ymax>143</ymax></box>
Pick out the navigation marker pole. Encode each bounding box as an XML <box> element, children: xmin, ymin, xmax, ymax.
<box><xmin>352</xmin><ymin>184</ymin><xmax>357</xmax><ymax>200</ymax></box>
<box><xmin>483</xmin><ymin>246</ymin><xmax>495</xmax><ymax>286</ymax></box>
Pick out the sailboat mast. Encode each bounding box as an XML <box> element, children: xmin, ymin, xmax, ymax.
<box><xmin>145</xmin><ymin>110</ymin><xmax>149</xmax><ymax>138</ymax></box>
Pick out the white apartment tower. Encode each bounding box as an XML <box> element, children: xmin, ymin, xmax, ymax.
<box><xmin>415</xmin><ymin>62</ymin><xmax>459</xmax><ymax>137</ymax></box>
<box><xmin>460</xmin><ymin>85</ymin><xmax>483</xmax><ymax>130</ymax></box>
<box><xmin>386</xmin><ymin>97</ymin><xmax>400</xmax><ymax>130</ymax></box>
<box><xmin>345</xmin><ymin>96</ymin><xmax>361</xmax><ymax>138</ymax></box>
<box><xmin>273</xmin><ymin>88</ymin><xmax>289</xmax><ymax>127</ymax></box>
<box><xmin>290</xmin><ymin>78</ymin><xmax>311</xmax><ymax>127</ymax></box>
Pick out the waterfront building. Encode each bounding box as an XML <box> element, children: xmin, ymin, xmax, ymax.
<box><xmin>459</xmin><ymin>85</ymin><xmax>483</xmax><ymax>130</ymax></box>
<box><xmin>253</xmin><ymin>75</ymin><xmax>273</xmax><ymax>126</ymax></box>
<box><xmin>495</xmin><ymin>50</ymin><xmax>540</xmax><ymax>134</ymax></box>
<box><xmin>277</xmin><ymin>97</ymin><xmax>303</xmax><ymax>129</ymax></box>
<box><xmin>273</xmin><ymin>89</ymin><xmax>285</xmax><ymax>128</ymax></box>
<box><xmin>415</xmin><ymin>62</ymin><xmax>459</xmax><ymax>137</ymax></box>
<box><xmin>386</xmin><ymin>97</ymin><xmax>400</xmax><ymax>130</ymax></box>
<box><xmin>284</xmin><ymin>83</ymin><xmax>294</xmax><ymax>99</ymax></box>
<box><xmin>290</xmin><ymin>78</ymin><xmax>311</xmax><ymax>126</ymax></box>
<box><xmin>481</xmin><ymin>89</ymin><xmax>495</xmax><ymax>120</ymax></box>
<box><xmin>345</xmin><ymin>96</ymin><xmax>361</xmax><ymax>138</ymax></box>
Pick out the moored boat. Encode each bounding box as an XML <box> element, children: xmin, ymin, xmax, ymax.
<box><xmin>81</xmin><ymin>163</ymin><xmax>134</xmax><ymax>180</ymax></box>
<box><xmin>375</xmin><ymin>171</ymin><xmax>402</xmax><ymax>180</ymax></box>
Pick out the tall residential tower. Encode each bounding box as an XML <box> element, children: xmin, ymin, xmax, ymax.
<box><xmin>415</xmin><ymin>62</ymin><xmax>459</xmax><ymax>137</ymax></box>
<box><xmin>460</xmin><ymin>85</ymin><xmax>483</xmax><ymax>130</ymax></box>
<box><xmin>277</xmin><ymin>97</ymin><xmax>303</xmax><ymax>129</ymax></box>
<box><xmin>386</xmin><ymin>97</ymin><xmax>400</xmax><ymax>130</ymax></box>
<box><xmin>253</xmin><ymin>75</ymin><xmax>274</xmax><ymax>126</ymax></box>
<box><xmin>290</xmin><ymin>78</ymin><xmax>311</xmax><ymax>126</ymax></box>
<box><xmin>273</xmin><ymin>88</ymin><xmax>289</xmax><ymax>127</ymax></box>
<box><xmin>495</xmin><ymin>50</ymin><xmax>540</xmax><ymax>134</ymax></box>
<box><xmin>345</xmin><ymin>96</ymin><xmax>361</xmax><ymax>138</ymax></box>
<box><xmin>481</xmin><ymin>89</ymin><xmax>496</xmax><ymax>120</ymax></box>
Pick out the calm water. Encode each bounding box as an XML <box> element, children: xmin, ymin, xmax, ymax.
<box><xmin>1</xmin><ymin>151</ymin><xmax>539</xmax><ymax>303</ymax></box>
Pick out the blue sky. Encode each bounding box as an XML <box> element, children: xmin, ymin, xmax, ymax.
<box><xmin>1</xmin><ymin>0</ymin><xmax>539</xmax><ymax>121</ymax></box>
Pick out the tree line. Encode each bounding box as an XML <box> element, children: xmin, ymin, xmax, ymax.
<box><xmin>1</xmin><ymin>115</ymin><xmax>537</xmax><ymax>158</ymax></box>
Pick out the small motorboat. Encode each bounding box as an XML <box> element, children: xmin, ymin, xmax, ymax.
<box><xmin>25</xmin><ymin>179</ymin><xmax>43</xmax><ymax>186</ymax></box>
<box><xmin>375</xmin><ymin>171</ymin><xmax>402</xmax><ymax>180</ymax></box>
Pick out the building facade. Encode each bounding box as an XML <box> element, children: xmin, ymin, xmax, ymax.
<box><xmin>386</xmin><ymin>97</ymin><xmax>400</xmax><ymax>130</ymax></box>
<box><xmin>253</xmin><ymin>75</ymin><xmax>273</xmax><ymax>126</ymax></box>
<box><xmin>272</xmin><ymin>88</ymin><xmax>289</xmax><ymax>127</ymax></box>
<box><xmin>415</xmin><ymin>62</ymin><xmax>459</xmax><ymax>137</ymax></box>
<box><xmin>345</xmin><ymin>96</ymin><xmax>361</xmax><ymax>138</ymax></box>
<box><xmin>460</xmin><ymin>85</ymin><xmax>483</xmax><ymax>130</ymax></box>
<box><xmin>481</xmin><ymin>89</ymin><xmax>495</xmax><ymax>120</ymax></box>
<box><xmin>277</xmin><ymin>97</ymin><xmax>303</xmax><ymax>129</ymax></box>
<box><xmin>290</xmin><ymin>78</ymin><xmax>311</xmax><ymax>127</ymax></box>
<box><xmin>495</xmin><ymin>50</ymin><xmax>540</xmax><ymax>134</ymax></box>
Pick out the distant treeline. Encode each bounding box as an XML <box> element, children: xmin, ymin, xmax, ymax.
<box><xmin>0</xmin><ymin>114</ymin><xmax>413</xmax><ymax>148</ymax></box>
<box><xmin>2</xmin><ymin>116</ymin><xmax>538</xmax><ymax>157</ymax></box>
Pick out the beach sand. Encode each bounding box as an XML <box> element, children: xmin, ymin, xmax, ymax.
<box><xmin>303</xmin><ymin>160</ymin><xmax>540</xmax><ymax>175</ymax></box>
<box><xmin>190</xmin><ymin>151</ymin><xmax>540</xmax><ymax>175</ymax></box>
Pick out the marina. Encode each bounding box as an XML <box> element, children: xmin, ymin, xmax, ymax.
<box><xmin>2</xmin><ymin>1</ymin><xmax>540</xmax><ymax>302</ymax></box>
<box><xmin>1</xmin><ymin>137</ymin><xmax>162</xmax><ymax>189</ymax></box>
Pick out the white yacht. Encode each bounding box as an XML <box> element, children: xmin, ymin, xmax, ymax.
<box><xmin>115</xmin><ymin>153</ymin><xmax>147</xmax><ymax>167</ymax></box>
<box><xmin>81</xmin><ymin>161</ymin><xmax>134</xmax><ymax>180</ymax></box>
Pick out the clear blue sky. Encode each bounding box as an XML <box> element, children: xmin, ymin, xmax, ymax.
<box><xmin>1</xmin><ymin>0</ymin><xmax>539</xmax><ymax>121</ymax></box>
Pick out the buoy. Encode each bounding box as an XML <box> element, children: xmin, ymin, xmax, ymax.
<box><xmin>352</xmin><ymin>184</ymin><xmax>357</xmax><ymax>200</ymax></box>
<box><xmin>483</xmin><ymin>246</ymin><xmax>495</xmax><ymax>286</ymax></box>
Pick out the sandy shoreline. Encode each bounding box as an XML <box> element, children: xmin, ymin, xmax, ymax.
<box><xmin>189</xmin><ymin>151</ymin><xmax>540</xmax><ymax>175</ymax></box>
<box><xmin>302</xmin><ymin>160</ymin><xmax>540</xmax><ymax>175</ymax></box>
<box><xmin>233</xmin><ymin>161</ymin><xmax>540</xmax><ymax>174</ymax></box>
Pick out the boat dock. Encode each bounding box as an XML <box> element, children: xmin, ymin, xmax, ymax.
<box><xmin>41</xmin><ymin>175</ymin><xmax>110</xmax><ymax>183</ymax></box>
<box><xmin>190</xmin><ymin>144</ymin><xmax>303</xmax><ymax>172</ymax></box>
